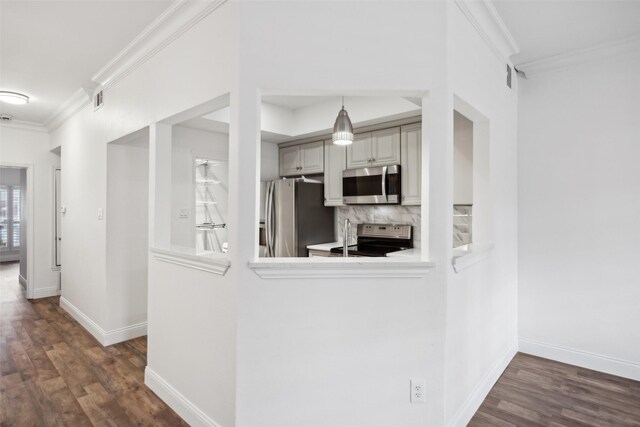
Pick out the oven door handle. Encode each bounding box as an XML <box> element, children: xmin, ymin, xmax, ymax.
<box><xmin>381</xmin><ymin>166</ymin><xmax>387</xmax><ymax>202</ymax></box>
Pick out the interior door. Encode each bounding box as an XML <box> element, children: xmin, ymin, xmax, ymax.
<box><xmin>55</xmin><ymin>168</ymin><xmax>62</xmax><ymax>267</ymax></box>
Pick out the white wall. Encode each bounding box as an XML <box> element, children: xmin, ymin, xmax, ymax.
<box><xmin>51</xmin><ymin>1</ymin><xmax>519</xmax><ymax>426</ymax></box>
<box><xmin>106</xmin><ymin>136</ymin><xmax>149</xmax><ymax>332</ymax></box>
<box><xmin>444</xmin><ymin>3</ymin><xmax>519</xmax><ymax>425</ymax></box>
<box><xmin>51</xmin><ymin>3</ymin><xmax>238</xmax><ymax>425</ymax></box>
<box><xmin>0</xmin><ymin>167</ymin><xmax>23</xmax><ymax>184</ymax></box>
<box><xmin>171</xmin><ymin>125</ymin><xmax>229</xmax><ymax>248</ymax></box>
<box><xmin>453</xmin><ymin>111</ymin><xmax>473</xmax><ymax>205</ymax></box>
<box><xmin>0</xmin><ymin>125</ymin><xmax>60</xmax><ymax>297</ymax></box>
<box><xmin>234</xmin><ymin>2</ymin><xmax>448</xmax><ymax>426</ymax></box>
<box><xmin>260</xmin><ymin>141</ymin><xmax>279</xmax><ymax>182</ymax></box>
<box><xmin>518</xmin><ymin>54</ymin><xmax>640</xmax><ymax>379</ymax></box>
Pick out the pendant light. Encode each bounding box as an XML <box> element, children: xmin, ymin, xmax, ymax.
<box><xmin>332</xmin><ymin>96</ymin><xmax>353</xmax><ymax>146</ymax></box>
<box><xmin>0</xmin><ymin>91</ymin><xmax>29</xmax><ymax>105</ymax></box>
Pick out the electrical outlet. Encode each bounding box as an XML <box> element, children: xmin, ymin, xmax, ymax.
<box><xmin>178</xmin><ymin>208</ymin><xmax>189</xmax><ymax>219</ymax></box>
<box><xmin>410</xmin><ymin>379</ymin><xmax>426</xmax><ymax>403</ymax></box>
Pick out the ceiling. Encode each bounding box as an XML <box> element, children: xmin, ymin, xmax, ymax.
<box><xmin>494</xmin><ymin>0</ymin><xmax>640</xmax><ymax>65</ymax></box>
<box><xmin>263</xmin><ymin>95</ymin><xmax>337</xmax><ymax>110</ymax></box>
<box><xmin>2</xmin><ymin>1</ymin><xmax>639</xmax><ymax>125</ymax></box>
<box><xmin>0</xmin><ymin>0</ymin><xmax>172</xmax><ymax>124</ymax></box>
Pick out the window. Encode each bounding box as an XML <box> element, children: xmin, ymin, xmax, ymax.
<box><xmin>0</xmin><ymin>185</ymin><xmax>21</xmax><ymax>251</ymax></box>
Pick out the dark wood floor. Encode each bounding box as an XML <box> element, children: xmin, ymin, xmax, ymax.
<box><xmin>469</xmin><ymin>352</ymin><xmax>640</xmax><ymax>426</ymax></box>
<box><xmin>0</xmin><ymin>262</ymin><xmax>187</xmax><ymax>426</ymax></box>
<box><xmin>3</xmin><ymin>261</ymin><xmax>640</xmax><ymax>426</ymax></box>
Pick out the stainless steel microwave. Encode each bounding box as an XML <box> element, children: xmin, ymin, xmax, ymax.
<box><xmin>342</xmin><ymin>165</ymin><xmax>401</xmax><ymax>205</ymax></box>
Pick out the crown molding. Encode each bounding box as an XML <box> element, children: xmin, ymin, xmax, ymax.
<box><xmin>516</xmin><ymin>35</ymin><xmax>640</xmax><ymax>77</ymax></box>
<box><xmin>45</xmin><ymin>0</ymin><xmax>227</xmax><ymax>133</ymax></box>
<box><xmin>44</xmin><ymin>88</ymin><xmax>91</xmax><ymax>132</ymax></box>
<box><xmin>92</xmin><ymin>0</ymin><xmax>226</xmax><ymax>90</ymax></box>
<box><xmin>0</xmin><ymin>119</ymin><xmax>49</xmax><ymax>134</ymax></box>
<box><xmin>454</xmin><ymin>0</ymin><xmax>520</xmax><ymax>63</ymax></box>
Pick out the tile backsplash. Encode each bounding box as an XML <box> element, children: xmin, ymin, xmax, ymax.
<box><xmin>336</xmin><ymin>205</ymin><xmax>422</xmax><ymax>248</ymax></box>
<box><xmin>453</xmin><ymin>205</ymin><xmax>472</xmax><ymax>248</ymax></box>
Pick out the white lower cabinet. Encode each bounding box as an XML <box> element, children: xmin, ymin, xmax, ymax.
<box><xmin>308</xmin><ymin>249</ymin><xmax>332</xmax><ymax>257</ymax></box>
<box><xmin>324</xmin><ymin>141</ymin><xmax>346</xmax><ymax>206</ymax></box>
<box><xmin>400</xmin><ymin>123</ymin><xmax>421</xmax><ymax>205</ymax></box>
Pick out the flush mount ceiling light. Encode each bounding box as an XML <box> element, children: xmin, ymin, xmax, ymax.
<box><xmin>0</xmin><ymin>91</ymin><xmax>30</xmax><ymax>105</ymax></box>
<box><xmin>332</xmin><ymin>97</ymin><xmax>354</xmax><ymax>146</ymax></box>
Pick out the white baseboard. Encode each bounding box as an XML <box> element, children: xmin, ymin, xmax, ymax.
<box><xmin>519</xmin><ymin>338</ymin><xmax>640</xmax><ymax>381</ymax></box>
<box><xmin>18</xmin><ymin>274</ymin><xmax>27</xmax><ymax>287</ymax></box>
<box><xmin>103</xmin><ymin>322</ymin><xmax>147</xmax><ymax>346</ymax></box>
<box><xmin>447</xmin><ymin>341</ymin><xmax>518</xmax><ymax>427</ymax></box>
<box><xmin>60</xmin><ymin>297</ymin><xmax>105</xmax><ymax>344</ymax></box>
<box><xmin>32</xmin><ymin>286</ymin><xmax>60</xmax><ymax>299</ymax></box>
<box><xmin>145</xmin><ymin>367</ymin><xmax>220</xmax><ymax>427</ymax></box>
<box><xmin>59</xmin><ymin>297</ymin><xmax>147</xmax><ymax>347</ymax></box>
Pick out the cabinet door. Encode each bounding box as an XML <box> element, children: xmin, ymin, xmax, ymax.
<box><xmin>324</xmin><ymin>141</ymin><xmax>346</xmax><ymax>206</ymax></box>
<box><xmin>299</xmin><ymin>140</ymin><xmax>324</xmax><ymax>175</ymax></box>
<box><xmin>346</xmin><ymin>132</ymin><xmax>372</xmax><ymax>169</ymax></box>
<box><xmin>371</xmin><ymin>127</ymin><xmax>401</xmax><ymax>166</ymax></box>
<box><xmin>279</xmin><ymin>145</ymin><xmax>300</xmax><ymax>176</ymax></box>
<box><xmin>400</xmin><ymin>123</ymin><xmax>421</xmax><ymax>205</ymax></box>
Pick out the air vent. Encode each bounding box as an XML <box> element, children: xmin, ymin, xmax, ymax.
<box><xmin>0</xmin><ymin>114</ymin><xmax>13</xmax><ymax>121</ymax></box>
<box><xmin>506</xmin><ymin>65</ymin><xmax>512</xmax><ymax>89</ymax></box>
<box><xmin>94</xmin><ymin>90</ymin><xmax>104</xmax><ymax>109</ymax></box>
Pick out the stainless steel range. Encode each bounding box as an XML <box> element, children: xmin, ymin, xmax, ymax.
<box><xmin>330</xmin><ymin>223</ymin><xmax>413</xmax><ymax>257</ymax></box>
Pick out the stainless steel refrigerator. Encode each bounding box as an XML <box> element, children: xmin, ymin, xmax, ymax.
<box><xmin>261</xmin><ymin>179</ymin><xmax>335</xmax><ymax>257</ymax></box>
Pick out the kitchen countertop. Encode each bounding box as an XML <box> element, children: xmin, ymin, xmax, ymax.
<box><xmin>307</xmin><ymin>240</ymin><xmax>342</xmax><ymax>251</ymax></box>
<box><xmin>307</xmin><ymin>242</ymin><xmax>421</xmax><ymax>258</ymax></box>
<box><xmin>386</xmin><ymin>248</ymin><xmax>421</xmax><ymax>258</ymax></box>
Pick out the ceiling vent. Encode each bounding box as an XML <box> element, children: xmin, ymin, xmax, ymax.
<box><xmin>0</xmin><ymin>114</ymin><xmax>13</xmax><ymax>121</ymax></box>
<box><xmin>94</xmin><ymin>90</ymin><xmax>104</xmax><ymax>110</ymax></box>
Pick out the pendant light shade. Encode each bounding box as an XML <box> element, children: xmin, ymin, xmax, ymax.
<box><xmin>0</xmin><ymin>91</ymin><xmax>29</xmax><ymax>105</ymax></box>
<box><xmin>332</xmin><ymin>99</ymin><xmax>353</xmax><ymax>146</ymax></box>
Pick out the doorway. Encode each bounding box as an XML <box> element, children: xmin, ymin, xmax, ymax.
<box><xmin>0</xmin><ymin>166</ymin><xmax>31</xmax><ymax>297</ymax></box>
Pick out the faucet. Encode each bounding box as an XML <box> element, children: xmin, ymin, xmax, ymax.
<box><xmin>343</xmin><ymin>218</ymin><xmax>351</xmax><ymax>257</ymax></box>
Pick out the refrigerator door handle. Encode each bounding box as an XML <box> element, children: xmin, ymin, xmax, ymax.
<box><xmin>265</xmin><ymin>182</ymin><xmax>271</xmax><ymax>257</ymax></box>
<box><xmin>381</xmin><ymin>166</ymin><xmax>387</xmax><ymax>202</ymax></box>
<box><xmin>266</xmin><ymin>181</ymin><xmax>276</xmax><ymax>257</ymax></box>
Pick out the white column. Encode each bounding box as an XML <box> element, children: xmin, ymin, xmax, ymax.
<box><xmin>473</xmin><ymin>120</ymin><xmax>491</xmax><ymax>244</ymax></box>
<box><xmin>149</xmin><ymin>123</ymin><xmax>172</xmax><ymax>248</ymax></box>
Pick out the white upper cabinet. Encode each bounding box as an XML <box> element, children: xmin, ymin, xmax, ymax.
<box><xmin>346</xmin><ymin>128</ymin><xmax>400</xmax><ymax>169</ymax></box>
<box><xmin>324</xmin><ymin>141</ymin><xmax>347</xmax><ymax>206</ymax></box>
<box><xmin>400</xmin><ymin>123</ymin><xmax>421</xmax><ymax>205</ymax></box>
<box><xmin>279</xmin><ymin>140</ymin><xmax>324</xmax><ymax>176</ymax></box>
<box><xmin>279</xmin><ymin>145</ymin><xmax>301</xmax><ymax>176</ymax></box>
<box><xmin>299</xmin><ymin>140</ymin><xmax>324</xmax><ymax>174</ymax></box>
<box><xmin>371</xmin><ymin>128</ymin><xmax>401</xmax><ymax>166</ymax></box>
<box><xmin>346</xmin><ymin>133</ymin><xmax>372</xmax><ymax>168</ymax></box>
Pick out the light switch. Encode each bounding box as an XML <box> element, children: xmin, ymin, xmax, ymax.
<box><xmin>97</xmin><ymin>208</ymin><xmax>104</xmax><ymax>220</ymax></box>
